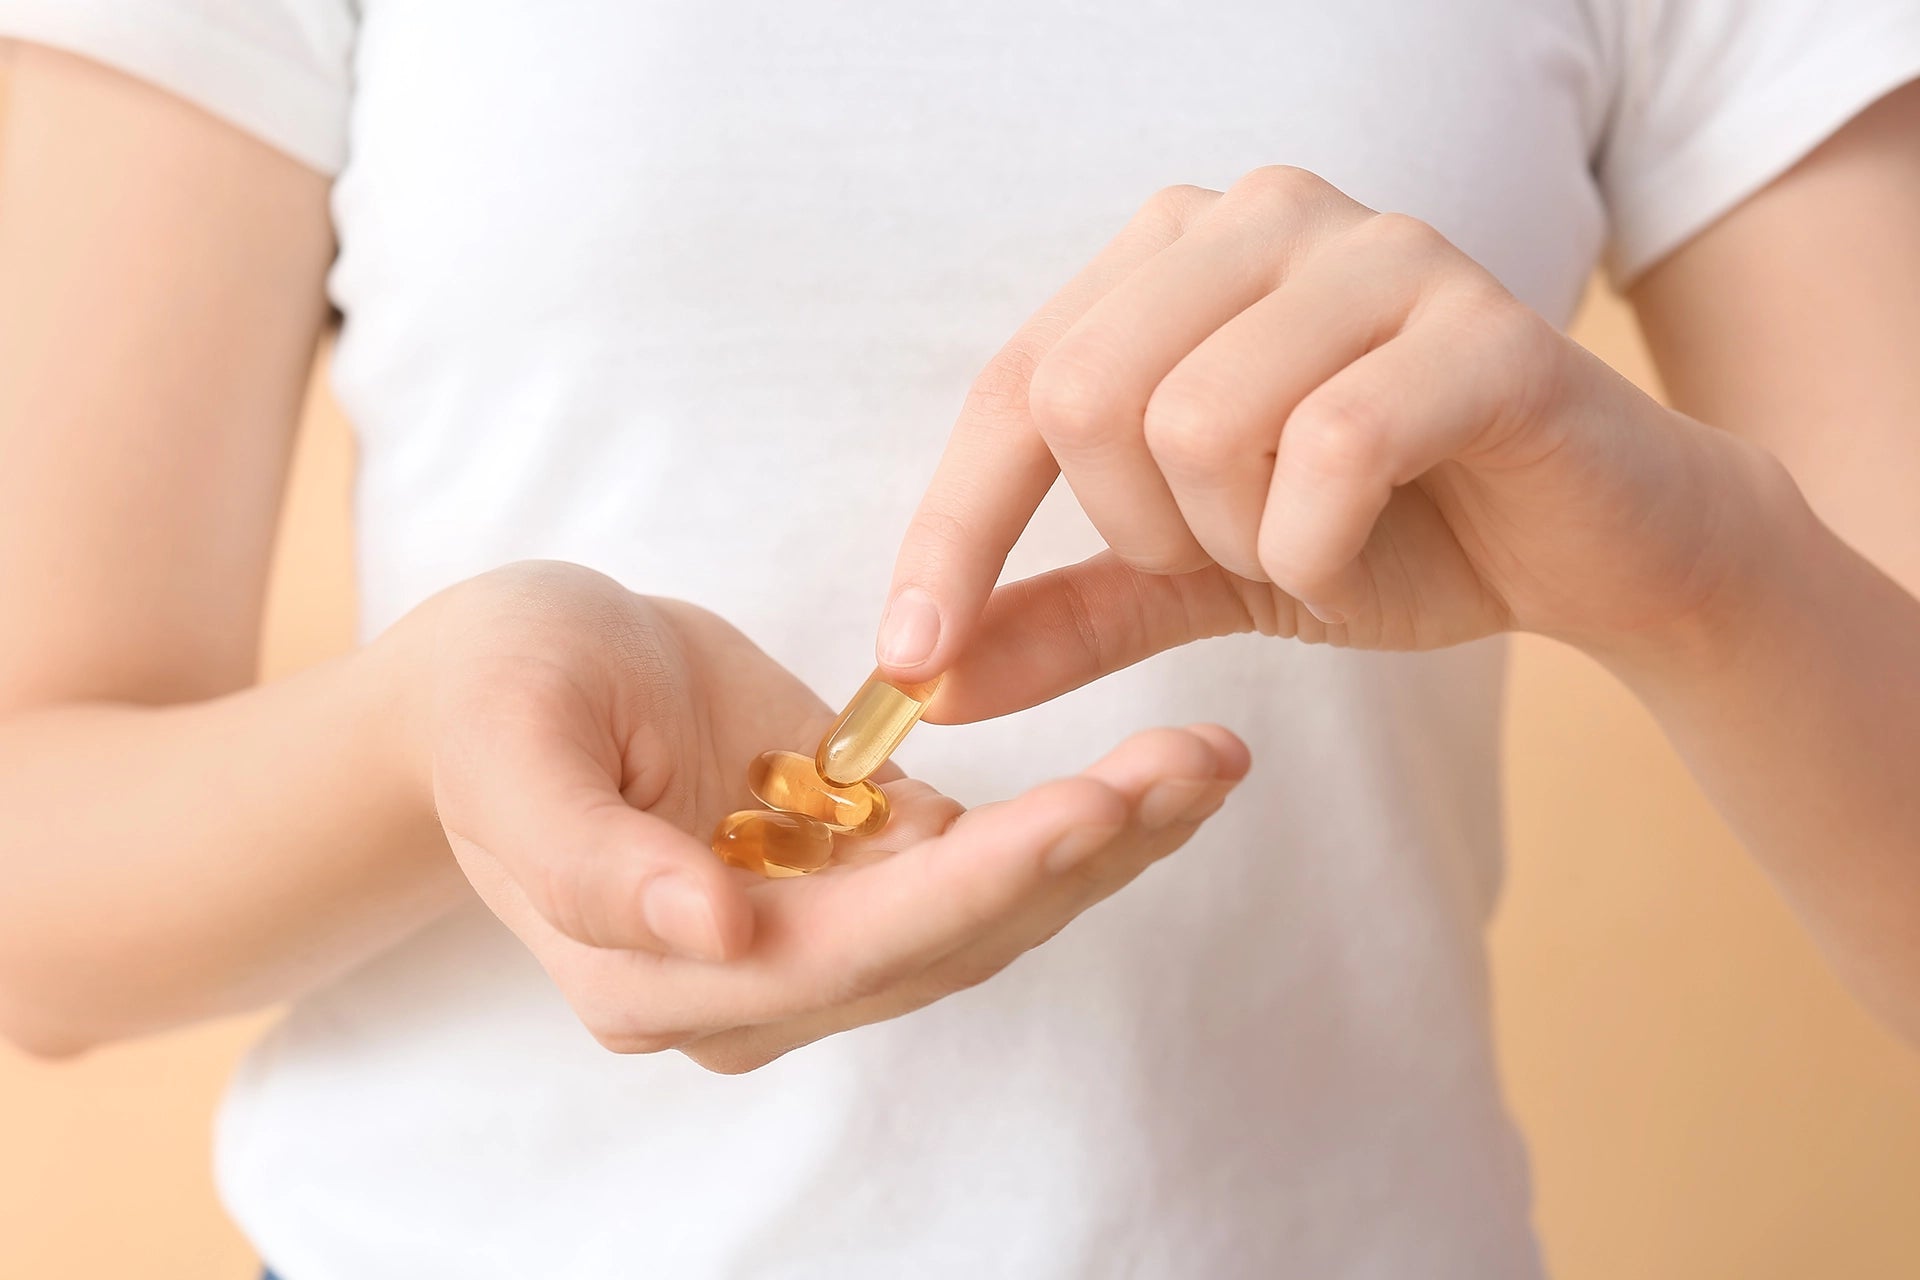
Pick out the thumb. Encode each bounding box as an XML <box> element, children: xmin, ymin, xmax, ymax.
<box><xmin>437</xmin><ymin>717</ymin><xmax>753</xmax><ymax>962</ymax></box>
<box><xmin>926</xmin><ymin>551</ymin><xmax>1256</xmax><ymax>723</ymax></box>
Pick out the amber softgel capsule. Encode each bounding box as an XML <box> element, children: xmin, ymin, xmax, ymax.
<box><xmin>814</xmin><ymin>670</ymin><xmax>941</xmax><ymax>786</ymax></box>
<box><xmin>746</xmin><ymin>749</ymin><xmax>890</xmax><ymax>837</ymax></box>
<box><xmin>710</xmin><ymin>668</ymin><xmax>937</xmax><ymax>879</ymax></box>
<box><xmin>711</xmin><ymin>809</ymin><xmax>835</xmax><ymax>878</ymax></box>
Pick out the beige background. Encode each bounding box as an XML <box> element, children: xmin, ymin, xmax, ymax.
<box><xmin>3</xmin><ymin>67</ymin><xmax>1918</xmax><ymax>1280</ymax></box>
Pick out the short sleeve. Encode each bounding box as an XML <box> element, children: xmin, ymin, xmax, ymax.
<box><xmin>1595</xmin><ymin>0</ymin><xmax>1920</xmax><ymax>285</ymax></box>
<box><xmin>0</xmin><ymin>0</ymin><xmax>355</xmax><ymax>175</ymax></box>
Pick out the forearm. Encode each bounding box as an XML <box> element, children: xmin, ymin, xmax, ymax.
<box><xmin>0</xmin><ymin>627</ymin><xmax>462</xmax><ymax>1055</ymax></box>
<box><xmin>1597</xmin><ymin>446</ymin><xmax>1920</xmax><ymax>1042</ymax></box>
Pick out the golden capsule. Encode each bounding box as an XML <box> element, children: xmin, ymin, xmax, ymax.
<box><xmin>710</xmin><ymin>809</ymin><xmax>834</xmax><ymax>878</ymax></box>
<box><xmin>746</xmin><ymin>749</ymin><xmax>890</xmax><ymax>837</ymax></box>
<box><xmin>815</xmin><ymin>670</ymin><xmax>941</xmax><ymax>786</ymax></box>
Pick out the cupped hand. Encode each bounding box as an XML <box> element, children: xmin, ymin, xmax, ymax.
<box><xmin>881</xmin><ymin>167</ymin><xmax>1784</xmax><ymax>722</ymax></box>
<box><xmin>407</xmin><ymin>562</ymin><xmax>1247</xmax><ymax>1071</ymax></box>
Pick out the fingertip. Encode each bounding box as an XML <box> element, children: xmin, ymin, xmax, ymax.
<box><xmin>1108</xmin><ymin>725</ymin><xmax>1223</xmax><ymax>789</ymax></box>
<box><xmin>877</xmin><ymin>655</ymin><xmax>947</xmax><ymax>690</ymax></box>
<box><xmin>694</xmin><ymin>849</ymin><xmax>761</xmax><ymax>955</ymax></box>
<box><xmin>640</xmin><ymin>862</ymin><xmax>753</xmax><ymax>963</ymax></box>
<box><xmin>705</xmin><ymin>881</ymin><xmax>756</xmax><ymax>961</ymax></box>
<box><xmin>859</xmin><ymin>778</ymin><xmax>965</xmax><ymax>849</ymax></box>
<box><xmin>1184</xmin><ymin>723</ymin><xmax>1253</xmax><ymax>781</ymax></box>
<box><xmin>915</xmin><ymin>663</ymin><xmax>983</xmax><ymax>725</ymax></box>
<box><xmin>875</xmin><ymin>584</ymin><xmax>945</xmax><ymax>674</ymax></box>
<box><xmin>878</xmin><ymin>587</ymin><xmax>987</xmax><ymax>696</ymax></box>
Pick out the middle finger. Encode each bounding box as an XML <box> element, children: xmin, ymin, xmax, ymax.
<box><xmin>1031</xmin><ymin>168</ymin><xmax>1353</xmax><ymax>575</ymax></box>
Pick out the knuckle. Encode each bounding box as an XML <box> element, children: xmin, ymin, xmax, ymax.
<box><xmin>1141</xmin><ymin>382</ymin><xmax>1230</xmax><ymax>479</ymax></box>
<box><xmin>1141</xmin><ymin>182</ymin><xmax>1218</xmax><ymax>225</ymax></box>
<box><xmin>1462</xmin><ymin>287</ymin><xmax>1561</xmax><ymax>422</ymax></box>
<box><xmin>832</xmin><ymin>951</ymin><xmax>900</xmax><ymax>1006</ymax></box>
<box><xmin>1028</xmin><ymin>348</ymin><xmax>1124</xmax><ymax>450</ymax></box>
<box><xmin>1357</xmin><ymin>211</ymin><xmax>1449</xmax><ymax>261</ymax></box>
<box><xmin>528</xmin><ymin>853</ymin><xmax>609</xmax><ymax>947</ymax></box>
<box><xmin>1475</xmin><ymin>288</ymin><xmax>1545</xmax><ymax>357</ymax></box>
<box><xmin>1286</xmin><ymin>395</ymin><xmax>1390</xmax><ymax>486</ymax></box>
<box><xmin>963</xmin><ymin>371</ymin><xmax>1028</xmax><ymax>424</ymax></box>
<box><xmin>991</xmin><ymin>333</ymin><xmax>1049</xmax><ymax>387</ymax></box>
<box><xmin>1050</xmin><ymin>833</ymin><xmax>1158</xmax><ymax>902</ymax></box>
<box><xmin>1233</xmin><ymin>164</ymin><xmax>1330</xmax><ymax>210</ymax></box>
<box><xmin>965</xmin><ymin>337</ymin><xmax>1048</xmax><ymax>419</ymax></box>
<box><xmin>1054</xmin><ymin>559</ymin><xmax>1132</xmax><ymax>673</ymax></box>
<box><xmin>1143</xmin><ymin>362</ymin><xmax>1268</xmax><ymax>488</ymax></box>
<box><xmin>904</xmin><ymin>503</ymin><xmax>974</xmax><ymax>565</ymax></box>
<box><xmin>1048</xmin><ymin>827</ymin><xmax>1134</xmax><ymax>896</ymax></box>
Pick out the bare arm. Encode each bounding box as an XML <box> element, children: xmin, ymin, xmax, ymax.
<box><xmin>0</xmin><ymin>48</ymin><xmax>1247</xmax><ymax>1069</ymax></box>
<box><xmin>0</xmin><ymin>46</ymin><xmax>460</xmax><ymax>1054</ymax></box>
<box><xmin>1623</xmin><ymin>79</ymin><xmax>1920</xmax><ymax>1041</ymax></box>
<box><xmin>879</xmin><ymin>82</ymin><xmax>1920</xmax><ymax>1044</ymax></box>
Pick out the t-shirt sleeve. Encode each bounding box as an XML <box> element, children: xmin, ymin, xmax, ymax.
<box><xmin>1595</xmin><ymin>0</ymin><xmax>1920</xmax><ymax>285</ymax></box>
<box><xmin>0</xmin><ymin>0</ymin><xmax>355</xmax><ymax>175</ymax></box>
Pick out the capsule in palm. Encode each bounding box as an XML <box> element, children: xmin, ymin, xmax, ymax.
<box><xmin>746</xmin><ymin>749</ymin><xmax>890</xmax><ymax>836</ymax></box>
<box><xmin>814</xmin><ymin>670</ymin><xmax>941</xmax><ymax>786</ymax></box>
<box><xmin>711</xmin><ymin>809</ymin><xmax>834</xmax><ymax>878</ymax></box>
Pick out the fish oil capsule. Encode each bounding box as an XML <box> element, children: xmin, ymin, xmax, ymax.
<box><xmin>815</xmin><ymin>670</ymin><xmax>941</xmax><ymax>786</ymax></box>
<box><xmin>711</xmin><ymin>809</ymin><xmax>834</xmax><ymax>878</ymax></box>
<box><xmin>746</xmin><ymin>749</ymin><xmax>890</xmax><ymax>837</ymax></box>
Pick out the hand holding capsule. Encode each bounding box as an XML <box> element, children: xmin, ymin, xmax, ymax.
<box><xmin>411</xmin><ymin>562</ymin><xmax>1248</xmax><ymax>1072</ymax></box>
<box><xmin>879</xmin><ymin>167</ymin><xmax>1767</xmax><ymax>719</ymax></box>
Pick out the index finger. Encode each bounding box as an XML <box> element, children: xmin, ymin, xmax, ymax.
<box><xmin>877</xmin><ymin>188</ymin><xmax>1214</xmax><ymax>684</ymax></box>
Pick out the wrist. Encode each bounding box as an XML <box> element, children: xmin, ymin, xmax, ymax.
<box><xmin>1585</xmin><ymin>425</ymin><xmax>1816</xmax><ymax>684</ymax></box>
<box><xmin>360</xmin><ymin>587</ymin><xmax>459</xmax><ymax>857</ymax></box>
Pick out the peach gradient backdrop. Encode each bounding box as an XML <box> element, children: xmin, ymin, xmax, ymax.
<box><xmin>3</xmin><ymin>67</ymin><xmax>1917</xmax><ymax>1280</ymax></box>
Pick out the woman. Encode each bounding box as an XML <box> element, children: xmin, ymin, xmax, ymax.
<box><xmin>1</xmin><ymin>2</ymin><xmax>1917</xmax><ymax>1277</ymax></box>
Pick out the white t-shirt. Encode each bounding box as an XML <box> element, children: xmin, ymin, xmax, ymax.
<box><xmin>7</xmin><ymin>3</ymin><xmax>1919</xmax><ymax>1276</ymax></box>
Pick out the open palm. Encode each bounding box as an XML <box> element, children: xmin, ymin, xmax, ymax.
<box><xmin>420</xmin><ymin>561</ymin><xmax>1247</xmax><ymax>1072</ymax></box>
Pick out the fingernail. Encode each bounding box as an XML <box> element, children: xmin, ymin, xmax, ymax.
<box><xmin>1304</xmin><ymin>601</ymin><xmax>1346</xmax><ymax>625</ymax></box>
<box><xmin>1139</xmin><ymin>778</ymin><xmax>1212</xmax><ymax>829</ymax></box>
<box><xmin>642</xmin><ymin>874</ymin><xmax>724</xmax><ymax>961</ymax></box>
<box><xmin>1044</xmin><ymin>822</ymin><xmax>1124</xmax><ymax>874</ymax></box>
<box><xmin>877</xmin><ymin>587</ymin><xmax>942</xmax><ymax>669</ymax></box>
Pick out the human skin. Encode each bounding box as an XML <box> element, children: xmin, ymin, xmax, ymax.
<box><xmin>880</xmin><ymin>82</ymin><xmax>1920</xmax><ymax>1043</ymax></box>
<box><xmin>0</xmin><ymin>46</ymin><xmax>1249</xmax><ymax>1071</ymax></box>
